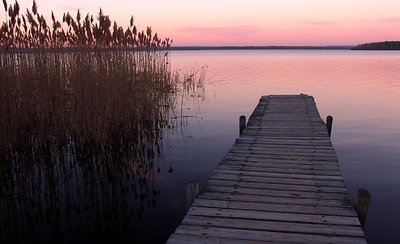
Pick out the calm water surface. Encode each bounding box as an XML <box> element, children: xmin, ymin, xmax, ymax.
<box><xmin>164</xmin><ymin>50</ymin><xmax>400</xmax><ymax>244</ymax></box>
<box><xmin>2</xmin><ymin>50</ymin><xmax>400</xmax><ymax>243</ymax></box>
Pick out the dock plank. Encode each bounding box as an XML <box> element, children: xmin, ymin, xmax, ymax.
<box><xmin>199</xmin><ymin>192</ymin><xmax>353</xmax><ymax>207</ymax></box>
<box><xmin>192</xmin><ymin>198</ymin><xmax>357</xmax><ymax>217</ymax></box>
<box><xmin>167</xmin><ymin>94</ymin><xmax>366</xmax><ymax>243</ymax></box>
<box><xmin>206</xmin><ymin>179</ymin><xmax>348</xmax><ymax>193</ymax></box>
<box><xmin>174</xmin><ymin>225</ymin><xmax>365</xmax><ymax>244</ymax></box>
<box><xmin>182</xmin><ymin>215</ymin><xmax>365</xmax><ymax>237</ymax></box>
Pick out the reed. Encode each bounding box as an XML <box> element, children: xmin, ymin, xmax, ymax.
<box><xmin>0</xmin><ymin>49</ymin><xmax>205</xmax><ymax>244</ymax></box>
<box><xmin>0</xmin><ymin>0</ymin><xmax>172</xmax><ymax>49</ymax></box>
<box><xmin>0</xmin><ymin>1</ymin><xmax>205</xmax><ymax>243</ymax></box>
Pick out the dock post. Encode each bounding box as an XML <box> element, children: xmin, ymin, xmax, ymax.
<box><xmin>355</xmin><ymin>188</ymin><xmax>371</xmax><ymax>229</ymax></box>
<box><xmin>326</xmin><ymin>115</ymin><xmax>333</xmax><ymax>137</ymax></box>
<box><xmin>239</xmin><ymin>115</ymin><xmax>246</xmax><ymax>136</ymax></box>
<box><xmin>185</xmin><ymin>181</ymin><xmax>199</xmax><ymax>211</ymax></box>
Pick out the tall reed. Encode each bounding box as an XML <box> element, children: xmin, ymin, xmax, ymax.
<box><xmin>0</xmin><ymin>2</ymin><xmax>205</xmax><ymax>243</ymax></box>
<box><xmin>0</xmin><ymin>49</ymin><xmax>205</xmax><ymax>244</ymax></box>
<box><xmin>0</xmin><ymin>0</ymin><xmax>172</xmax><ymax>49</ymax></box>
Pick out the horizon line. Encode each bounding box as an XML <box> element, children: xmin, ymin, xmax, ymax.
<box><xmin>168</xmin><ymin>45</ymin><xmax>354</xmax><ymax>50</ymax></box>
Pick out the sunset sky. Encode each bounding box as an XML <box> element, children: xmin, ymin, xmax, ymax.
<box><xmin>2</xmin><ymin>0</ymin><xmax>400</xmax><ymax>46</ymax></box>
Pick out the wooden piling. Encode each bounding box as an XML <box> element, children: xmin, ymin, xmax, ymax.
<box><xmin>326</xmin><ymin>115</ymin><xmax>333</xmax><ymax>137</ymax></box>
<box><xmin>239</xmin><ymin>115</ymin><xmax>246</xmax><ymax>135</ymax></box>
<box><xmin>355</xmin><ymin>188</ymin><xmax>371</xmax><ymax>229</ymax></box>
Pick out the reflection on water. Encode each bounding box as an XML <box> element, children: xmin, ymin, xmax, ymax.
<box><xmin>1</xmin><ymin>50</ymin><xmax>400</xmax><ymax>243</ymax></box>
<box><xmin>169</xmin><ymin>50</ymin><xmax>400</xmax><ymax>244</ymax></box>
<box><xmin>0</xmin><ymin>51</ymin><xmax>204</xmax><ymax>243</ymax></box>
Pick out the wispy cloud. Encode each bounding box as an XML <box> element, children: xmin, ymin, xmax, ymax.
<box><xmin>365</xmin><ymin>16</ymin><xmax>400</xmax><ymax>31</ymax></box>
<box><xmin>173</xmin><ymin>25</ymin><xmax>264</xmax><ymax>45</ymax></box>
<box><xmin>56</xmin><ymin>5</ymin><xmax>85</xmax><ymax>12</ymax></box>
<box><xmin>298</xmin><ymin>20</ymin><xmax>337</xmax><ymax>26</ymax></box>
<box><xmin>175</xmin><ymin>25</ymin><xmax>261</xmax><ymax>36</ymax></box>
<box><xmin>376</xmin><ymin>17</ymin><xmax>400</xmax><ymax>23</ymax></box>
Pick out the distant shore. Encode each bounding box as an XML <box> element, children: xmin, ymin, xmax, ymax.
<box><xmin>168</xmin><ymin>45</ymin><xmax>353</xmax><ymax>51</ymax></box>
<box><xmin>351</xmin><ymin>41</ymin><xmax>400</xmax><ymax>50</ymax></box>
<box><xmin>0</xmin><ymin>45</ymin><xmax>353</xmax><ymax>53</ymax></box>
<box><xmin>3</xmin><ymin>43</ymin><xmax>400</xmax><ymax>53</ymax></box>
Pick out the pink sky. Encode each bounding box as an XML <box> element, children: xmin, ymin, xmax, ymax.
<box><xmin>2</xmin><ymin>0</ymin><xmax>400</xmax><ymax>45</ymax></box>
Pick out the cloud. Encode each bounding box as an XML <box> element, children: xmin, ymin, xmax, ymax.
<box><xmin>172</xmin><ymin>25</ymin><xmax>265</xmax><ymax>45</ymax></box>
<box><xmin>365</xmin><ymin>16</ymin><xmax>400</xmax><ymax>31</ymax></box>
<box><xmin>56</xmin><ymin>5</ymin><xmax>85</xmax><ymax>12</ymax></box>
<box><xmin>175</xmin><ymin>25</ymin><xmax>261</xmax><ymax>37</ymax></box>
<box><xmin>376</xmin><ymin>17</ymin><xmax>400</xmax><ymax>23</ymax></box>
<box><xmin>298</xmin><ymin>20</ymin><xmax>337</xmax><ymax>26</ymax></box>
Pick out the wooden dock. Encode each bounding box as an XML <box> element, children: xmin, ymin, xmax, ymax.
<box><xmin>167</xmin><ymin>95</ymin><xmax>366</xmax><ymax>243</ymax></box>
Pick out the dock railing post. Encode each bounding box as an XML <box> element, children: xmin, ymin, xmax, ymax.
<box><xmin>355</xmin><ymin>188</ymin><xmax>371</xmax><ymax>229</ymax></box>
<box><xmin>239</xmin><ymin>115</ymin><xmax>246</xmax><ymax>136</ymax></box>
<box><xmin>326</xmin><ymin>115</ymin><xmax>333</xmax><ymax>137</ymax></box>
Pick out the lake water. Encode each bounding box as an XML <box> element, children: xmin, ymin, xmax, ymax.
<box><xmin>162</xmin><ymin>50</ymin><xmax>400</xmax><ymax>244</ymax></box>
<box><xmin>1</xmin><ymin>50</ymin><xmax>399</xmax><ymax>243</ymax></box>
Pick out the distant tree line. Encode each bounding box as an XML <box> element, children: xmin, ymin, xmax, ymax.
<box><xmin>0</xmin><ymin>0</ymin><xmax>172</xmax><ymax>49</ymax></box>
<box><xmin>351</xmin><ymin>41</ymin><xmax>400</xmax><ymax>50</ymax></box>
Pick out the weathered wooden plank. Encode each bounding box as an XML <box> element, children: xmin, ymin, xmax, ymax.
<box><xmin>187</xmin><ymin>206</ymin><xmax>361</xmax><ymax>226</ymax></box>
<box><xmin>228</xmin><ymin>148</ymin><xmax>338</xmax><ymax>157</ymax></box>
<box><xmin>244</xmin><ymin>127</ymin><xmax>328</xmax><ymax>132</ymax></box>
<box><xmin>227</xmin><ymin>151</ymin><xmax>337</xmax><ymax>159</ymax></box>
<box><xmin>173</xmin><ymin>225</ymin><xmax>366</xmax><ymax>244</ymax></box>
<box><xmin>206</xmin><ymin>185</ymin><xmax>348</xmax><ymax>201</ymax></box>
<box><xmin>221</xmin><ymin>161</ymin><xmax>339</xmax><ymax>172</ymax></box>
<box><xmin>207</xmin><ymin>179</ymin><xmax>348</xmax><ymax>194</ymax></box>
<box><xmin>231</xmin><ymin>144</ymin><xmax>337</xmax><ymax>154</ymax></box>
<box><xmin>182</xmin><ymin>215</ymin><xmax>365</xmax><ymax>237</ymax></box>
<box><xmin>227</xmin><ymin>150</ymin><xmax>339</xmax><ymax>159</ymax></box>
<box><xmin>239</xmin><ymin>134</ymin><xmax>333</xmax><ymax>140</ymax></box>
<box><xmin>199</xmin><ymin>192</ymin><xmax>353</xmax><ymax>207</ymax></box>
<box><xmin>236</xmin><ymin>138</ymin><xmax>334</xmax><ymax>146</ymax></box>
<box><xmin>209</xmin><ymin>174</ymin><xmax>346</xmax><ymax>188</ymax></box>
<box><xmin>218</xmin><ymin>162</ymin><xmax>341</xmax><ymax>173</ymax></box>
<box><xmin>234</xmin><ymin>141</ymin><xmax>335</xmax><ymax>150</ymax></box>
<box><xmin>227</xmin><ymin>152</ymin><xmax>339</xmax><ymax>162</ymax></box>
<box><xmin>214</xmin><ymin>169</ymin><xmax>344</xmax><ymax>181</ymax></box>
<box><xmin>217</xmin><ymin>164</ymin><xmax>342</xmax><ymax>176</ymax></box>
<box><xmin>231</xmin><ymin>143</ymin><xmax>332</xmax><ymax>150</ymax></box>
<box><xmin>167</xmin><ymin>233</ymin><xmax>266</xmax><ymax>244</ymax></box>
<box><xmin>192</xmin><ymin>198</ymin><xmax>356</xmax><ymax>217</ymax></box>
<box><xmin>223</xmin><ymin>155</ymin><xmax>339</xmax><ymax>166</ymax></box>
<box><xmin>221</xmin><ymin>158</ymin><xmax>340</xmax><ymax>170</ymax></box>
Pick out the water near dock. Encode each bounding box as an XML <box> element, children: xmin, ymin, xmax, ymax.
<box><xmin>168</xmin><ymin>94</ymin><xmax>366</xmax><ymax>243</ymax></box>
<box><xmin>1</xmin><ymin>50</ymin><xmax>399</xmax><ymax>243</ymax></box>
<box><xmin>168</xmin><ymin>50</ymin><xmax>400</xmax><ymax>243</ymax></box>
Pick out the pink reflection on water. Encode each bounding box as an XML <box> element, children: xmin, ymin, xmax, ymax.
<box><xmin>171</xmin><ymin>50</ymin><xmax>400</xmax><ymax>124</ymax></box>
<box><xmin>170</xmin><ymin>50</ymin><xmax>400</xmax><ymax>243</ymax></box>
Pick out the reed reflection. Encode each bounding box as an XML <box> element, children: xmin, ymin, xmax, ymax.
<box><xmin>0</xmin><ymin>50</ymin><xmax>205</xmax><ymax>243</ymax></box>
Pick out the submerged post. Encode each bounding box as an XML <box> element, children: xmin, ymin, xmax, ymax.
<box><xmin>326</xmin><ymin>115</ymin><xmax>333</xmax><ymax>137</ymax></box>
<box><xmin>355</xmin><ymin>188</ymin><xmax>371</xmax><ymax>229</ymax></box>
<box><xmin>185</xmin><ymin>181</ymin><xmax>199</xmax><ymax>211</ymax></box>
<box><xmin>239</xmin><ymin>115</ymin><xmax>246</xmax><ymax>136</ymax></box>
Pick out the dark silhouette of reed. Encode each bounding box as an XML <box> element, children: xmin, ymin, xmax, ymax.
<box><xmin>0</xmin><ymin>49</ymin><xmax>205</xmax><ymax>243</ymax></box>
<box><xmin>0</xmin><ymin>2</ymin><xmax>205</xmax><ymax>243</ymax></box>
<box><xmin>0</xmin><ymin>0</ymin><xmax>172</xmax><ymax>49</ymax></box>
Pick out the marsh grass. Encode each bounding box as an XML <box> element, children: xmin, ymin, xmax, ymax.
<box><xmin>1</xmin><ymin>0</ymin><xmax>172</xmax><ymax>49</ymax></box>
<box><xmin>0</xmin><ymin>1</ymin><xmax>201</xmax><ymax>242</ymax></box>
<box><xmin>0</xmin><ymin>49</ymin><xmax>205</xmax><ymax>243</ymax></box>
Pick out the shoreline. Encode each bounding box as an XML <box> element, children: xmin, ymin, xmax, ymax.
<box><xmin>3</xmin><ymin>45</ymin><xmax>400</xmax><ymax>53</ymax></box>
<box><xmin>168</xmin><ymin>45</ymin><xmax>353</xmax><ymax>50</ymax></box>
